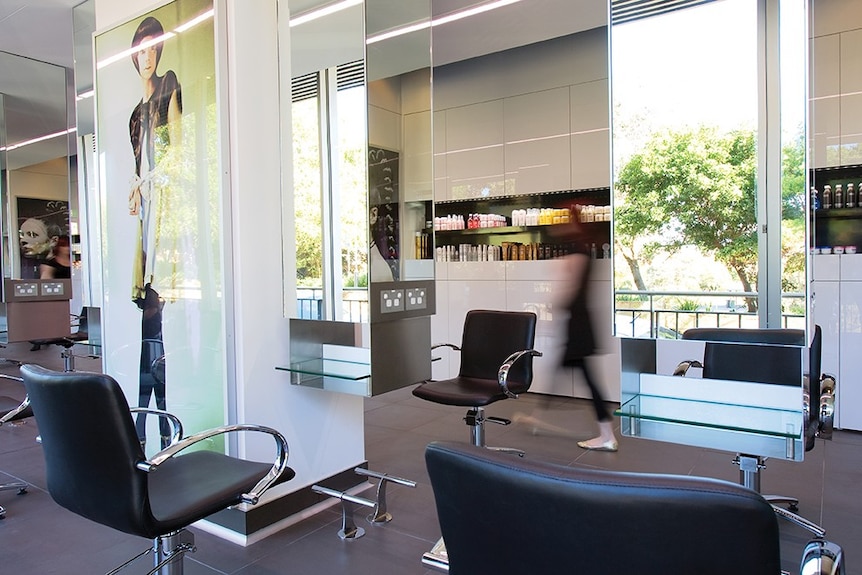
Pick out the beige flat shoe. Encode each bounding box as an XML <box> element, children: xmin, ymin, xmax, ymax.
<box><xmin>577</xmin><ymin>439</ymin><xmax>618</xmax><ymax>452</ymax></box>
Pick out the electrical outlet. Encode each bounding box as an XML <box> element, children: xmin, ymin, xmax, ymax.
<box><xmin>405</xmin><ymin>287</ymin><xmax>426</xmax><ymax>310</ymax></box>
<box><xmin>380</xmin><ymin>289</ymin><xmax>404</xmax><ymax>313</ymax></box>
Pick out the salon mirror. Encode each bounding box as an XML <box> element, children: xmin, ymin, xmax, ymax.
<box><xmin>288</xmin><ymin>0</ymin><xmax>366</xmax><ymax>322</ymax></box>
<box><xmin>285</xmin><ymin>0</ymin><xmax>434</xmax><ymax>396</ymax></box>
<box><xmin>612</xmin><ymin>0</ymin><xmax>812</xmax><ymax>469</ymax></box>
<box><xmin>288</xmin><ymin>0</ymin><xmax>434</xmax><ymax>326</ymax></box>
<box><xmin>366</xmin><ymin>0</ymin><xmax>433</xmax><ymax>286</ymax></box>
<box><xmin>0</xmin><ymin>52</ymin><xmax>71</xmax><ymax>294</ymax></box>
<box><xmin>610</xmin><ymin>0</ymin><xmax>807</xmax><ymax>343</ymax></box>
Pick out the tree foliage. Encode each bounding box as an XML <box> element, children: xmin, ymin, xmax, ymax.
<box><xmin>614</xmin><ymin>127</ymin><xmax>759</xmax><ymax>304</ymax></box>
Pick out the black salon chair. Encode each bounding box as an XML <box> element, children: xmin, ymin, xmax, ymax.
<box><xmin>675</xmin><ymin>326</ymin><xmax>832</xmax><ymax>536</ymax></box>
<box><xmin>19</xmin><ymin>364</ymin><xmax>295</xmax><ymax>574</ymax></box>
<box><xmin>412</xmin><ymin>310</ymin><xmax>541</xmax><ymax>456</ymax></box>
<box><xmin>0</xmin><ymin>374</ymin><xmax>32</xmax><ymax>519</ymax></box>
<box><xmin>425</xmin><ymin>441</ymin><xmax>845</xmax><ymax>575</ymax></box>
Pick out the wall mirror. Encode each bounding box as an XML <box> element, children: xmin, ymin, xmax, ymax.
<box><xmin>428</xmin><ymin>0</ymin><xmax>610</xmax><ymax>393</ymax></box>
<box><xmin>284</xmin><ymin>0</ymin><xmax>434</xmax><ymax>396</ymax></box>
<box><xmin>0</xmin><ymin>52</ymin><xmax>72</xmax><ymax>297</ymax></box>
<box><xmin>288</xmin><ymin>0</ymin><xmax>435</xmax><ymax>327</ymax></box>
<box><xmin>0</xmin><ymin>54</ymin><xmax>71</xmax><ymax>283</ymax></box>
<box><xmin>611</xmin><ymin>0</ymin><xmax>807</xmax><ymax>342</ymax></box>
<box><xmin>611</xmin><ymin>0</ymin><xmax>813</xmax><ymax>471</ymax></box>
<box><xmin>288</xmin><ymin>0</ymin><xmax>366</xmax><ymax>323</ymax></box>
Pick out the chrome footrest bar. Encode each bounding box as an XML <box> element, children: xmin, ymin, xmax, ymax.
<box><xmin>353</xmin><ymin>467</ymin><xmax>416</xmax><ymax>523</ymax></box>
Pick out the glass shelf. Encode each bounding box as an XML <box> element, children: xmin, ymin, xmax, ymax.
<box><xmin>615</xmin><ymin>394</ymin><xmax>800</xmax><ymax>438</ymax></box>
<box><xmin>276</xmin><ymin>354</ymin><xmax>372</xmax><ymax>396</ymax></box>
<box><xmin>277</xmin><ymin>358</ymin><xmax>371</xmax><ymax>381</ymax></box>
<box><xmin>435</xmin><ymin>221</ymin><xmax>609</xmax><ymax>237</ymax></box>
<box><xmin>614</xmin><ymin>374</ymin><xmax>804</xmax><ymax>461</ymax></box>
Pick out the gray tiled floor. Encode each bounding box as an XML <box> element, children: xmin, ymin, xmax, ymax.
<box><xmin>1</xmin><ymin>340</ymin><xmax>860</xmax><ymax>574</ymax></box>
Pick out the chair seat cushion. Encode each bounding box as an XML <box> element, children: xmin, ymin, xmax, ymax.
<box><xmin>413</xmin><ymin>376</ymin><xmax>526</xmax><ymax>407</ymax></box>
<box><xmin>147</xmin><ymin>450</ymin><xmax>295</xmax><ymax>536</ymax></box>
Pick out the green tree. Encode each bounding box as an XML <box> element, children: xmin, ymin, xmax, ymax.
<box><xmin>614</xmin><ymin>127</ymin><xmax>759</xmax><ymax>309</ymax></box>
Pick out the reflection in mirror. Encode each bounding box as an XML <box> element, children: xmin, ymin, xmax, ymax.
<box><xmin>73</xmin><ymin>0</ymin><xmax>100</xmax><ymax>307</ymax></box>
<box><xmin>611</xmin><ymin>0</ymin><xmax>807</xmax><ymax>342</ymax></box>
<box><xmin>289</xmin><ymin>0</ymin><xmax>367</xmax><ymax>322</ymax></box>
<box><xmin>613</xmin><ymin>0</ymin><xmax>813</xmax><ymax>493</ymax></box>
<box><xmin>0</xmin><ymin>53</ymin><xmax>70</xmax><ymax>294</ymax></box>
<box><xmin>289</xmin><ymin>0</ymin><xmax>435</xmax><ymax>324</ymax></box>
<box><xmin>618</xmin><ymin>335</ymin><xmax>806</xmax><ymax>462</ymax></box>
<box><xmin>366</xmin><ymin>0</ymin><xmax>433</xmax><ymax>284</ymax></box>
<box><xmin>285</xmin><ymin>0</ymin><xmax>434</xmax><ymax>398</ymax></box>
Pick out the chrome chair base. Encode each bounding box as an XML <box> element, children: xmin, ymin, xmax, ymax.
<box><xmin>0</xmin><ymin>481</ymin><xmax>28</xmax><ymax>518</ymax></box>
<box><xmin>466</xmin><ymin>407</ymin><xmax>525</xmax><ymax>457</ymax></box>
<box><xmin>735</xmin><ymin>454</ymin><xmax>826</xmax><ymax>537</ymax></box>
<box><xmin>106</xmin><ymin>529</ymin><xmax>196</xmax><ymax>575</ymax></box>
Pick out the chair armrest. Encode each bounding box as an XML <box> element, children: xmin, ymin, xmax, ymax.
<box><xmin>498</xmin><ymin>349</ymin><xmax>543</xmax><ymax>398</ymax></box>
<box><xmin>431</xmin><ymin>343</ymin><xmax>460</xmax><ymax>351</ymax></box>
<box><xmin>129</xmin><ymin>407</ymin><xmax>184</xmax><ymax>446</ymax></box>
<box><xmin>431</xmin><ymin>342</ymin><xmax>460</xmax><ymax>362</ymax></box>
<box><xmin>819</xmin><ymin>374</ymin><xmax>836</xmax><ymax>440</ymax></box>
<box><xmin>137</xmin><ymin>423</ymin><xmax>290</xmax><ymax>505</ymax></box>
<box><xmin>0</xmin><ymin>374</ymin><xmax>29</xmax><ymax>425</ymax></box>
<box><xmin>673</xmin><ymin>360</ymin><xmax>703</xmax><ymax>377</ymax></box>
<box><xmin>800</xmin><ymin>538</ymin><xmax>844</xmax><ymax>575</ymax></box>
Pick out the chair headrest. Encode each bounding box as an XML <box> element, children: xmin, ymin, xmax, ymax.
<box><xmin>683</xmin><ymin>327</ymin><xmax>805</xmax><ymax>346</ymax></box>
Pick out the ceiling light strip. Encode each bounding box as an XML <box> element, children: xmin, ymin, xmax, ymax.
<box><xmin>290</xmin><ymin>0</ymin><xmax>362</xmax><ymax>27</ymax></box>
<box><xmin>366</xmin><ymin>0</ymin><xmax>523</xmax><ymax>45</ymax></box>
<box><xmin>1</xmin><ymin>127</ymin><xmax>76</xmax><ymax>152</ymax></box>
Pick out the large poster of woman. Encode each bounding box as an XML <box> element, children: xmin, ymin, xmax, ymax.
<box><xmin>94</xmin><ymin>0</ymin><xmax>224</xmax><ymax>449</ymax></box>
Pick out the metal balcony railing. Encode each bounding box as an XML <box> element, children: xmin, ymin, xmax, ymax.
<box><xmin>614</xmin><ymin>290</ymin><xmax>806</xmax><ymax>339</ymax></box>
<box><xmin>296</xmin><ymin>287</ymin><xmax>806</xmax><ymax>336</ymax></box>
<box><xmin>297</xmin><ymin>287</ymin><xmax>368</xmax><ymax>323</ymax></box>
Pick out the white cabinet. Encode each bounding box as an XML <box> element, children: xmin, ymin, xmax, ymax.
<box><xmin>570</xmin><ymin>80</ymin><xmax>611</xmax><ymax>190</ymax></box>
<box><xmin>840</xmin><ymin>30</ymin><xmax>862</xmax><ymax>166</ymax></box>
<box><xmin>444</xmin><ymin>101</ymin><xmax>505</xmax><ymax>199</ymax></box>
<box><xmin>503</xmin><ymin>88</ymin><xmax>571</xmax><ymax>195</ymax></box>
<box><xmin>809</xmin><ymin>34</ymin><xmax>840</xmax><ymax>169</ymax></box>
<box><xmin>433</xmin><ymin>110</ymin><xmax>448</xmax><ymax>201</ymax></box>
<box><xmin>811</xmin><ymin>253</ymin><xmax>862</xmax><ymax>430</ymax></box>
<box><xmin>402</xmin><ymin>110</ymin><xmax>432</xmax><ymax>201</ymax></box>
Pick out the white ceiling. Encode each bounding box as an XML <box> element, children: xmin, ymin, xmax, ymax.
<box><xmin>0</xmin><ymin>0</ymin><xmax>607</xmax><ymax>169</ymax></box>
